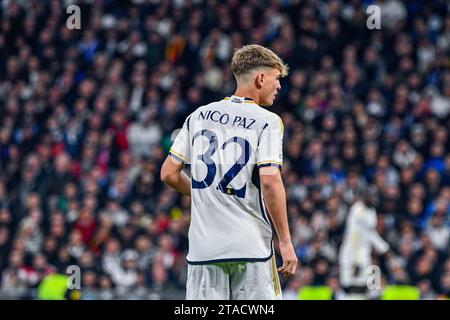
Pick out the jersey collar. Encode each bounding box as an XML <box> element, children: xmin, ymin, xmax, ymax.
<box><xmin>224</xmin><ymin>95</ymin><xmax>256</xmax><ymax>104</ymax></box>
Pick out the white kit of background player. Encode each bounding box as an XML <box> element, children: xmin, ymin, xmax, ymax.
<box><xmin>339</xmin><ymin>190</ymin><xmax>390</xmax><ymax>298</ymax></box>
<box><xmin>161</xmin><ymin>45</ymin><xmax>297</xmax><ymax>300</ymax></box>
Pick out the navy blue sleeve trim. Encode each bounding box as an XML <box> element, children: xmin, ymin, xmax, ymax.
<box><xmin>257</xmin><ymin>163</ymin><xmax>282</xmax><ymax>169</ymax></box>
<box><xmin>169</xmin><ymin>152</ymin><xmax>185</xmax><ymax>163</ymax></box>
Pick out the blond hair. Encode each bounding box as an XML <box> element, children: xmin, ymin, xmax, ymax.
<box><xmin>231</xmin><ymin>44</ymin><xmax>289</xmax><ymax>80</ymax></box>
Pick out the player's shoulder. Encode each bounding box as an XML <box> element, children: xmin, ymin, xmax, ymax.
<box><xmin>256</xmin><ymin>108</ymin><xmax>283</xmax><ymax>132</ymax></box>
<box><xmin>260</xmin><ymin>108</ymin><xmax>282</xmax><ymax>123</ymax></box>
<box><xmin>351</xmin><ymin>200</ymin><xmax>364</xmax><ymax>208</ymax></box>
<box><xmin>351</xmin><ymin>201</ymin><xmax>367</xmax><ymax>216</ymax></box>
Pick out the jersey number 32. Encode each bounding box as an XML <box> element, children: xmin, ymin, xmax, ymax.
<box><xmin>191</xmin><ymin>129</ymin><xmax>250</xmax><ymax>199</ymax></box>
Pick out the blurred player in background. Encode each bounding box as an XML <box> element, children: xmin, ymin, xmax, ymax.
<box><xmin>339</xmin><ymin>185</ymin><xmax>390</xmax><ymax>299</ymax></box>
<box><xmin>161</xmin><ymin>45</ymin><xmax>298</xmax><ymax>300</ymax></box>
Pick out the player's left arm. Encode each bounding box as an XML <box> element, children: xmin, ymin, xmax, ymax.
<box><xmin>260</xmin><ymin>166</ymin><xmax>298</xmax><ymax>277</ymax></box>
<box><xmin>160</xmin><ymin>156</ymin><xmax>191</xmax><ymax>196</ymax></box>
<box><xmin>257</xmin><ymin>113</ymin><xmax>298</xmax><ymax>276</ymax></box>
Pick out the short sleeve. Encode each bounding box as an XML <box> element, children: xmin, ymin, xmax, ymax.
<box><xmin>256</xmin><ymin>114</ymin><xmax>283</xmax><ymax>169</ymax></box>
<box><xmin>169</xmin><ymin>117</ymin><xmax>191</xmax><ymax>164</ymax></box>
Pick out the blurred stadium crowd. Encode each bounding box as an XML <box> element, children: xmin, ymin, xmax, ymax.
<box><xmin>0</xmin><ymin>0</ymin><xmax>450</xmax><ymax>300</ymax></box>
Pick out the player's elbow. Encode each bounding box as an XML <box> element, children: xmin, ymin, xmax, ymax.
<box><xmin>160</xmin><ymin>162</ymin><xmax>172</xmax><ymax>184</ymax></box>
<box><xmin>260</xmin><ymin>175</ymin><xmax>283</xmax><ymax>195</ymax></box>
<box><xmin>160</xmin><ymin>169</ymin><xmax>169</xmax><ymax>184</ymax></box>
<box><xmin>161</xmin><ymin>168</ymin><xmax>177</xmax><ymax>185</ymax></box>
<box><xmin>261</xmin><ymin>183</ymin><xmax>279</xmax><ymax>196</ymax></box>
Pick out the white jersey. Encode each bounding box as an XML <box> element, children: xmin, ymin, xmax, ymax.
<box><xmin>340</xmin><ymin>200</ymin><xmax>389</xmax><ymax>263</ymax></box>
<box><xmin>169</xmin><ymin>95</ymin><xmax>284</xmax><ymax>264</ymax></box>
<box><xmin>339</xmin><ymin>200</ymin><xmax>389</xmax><ymax>287</ymax></box>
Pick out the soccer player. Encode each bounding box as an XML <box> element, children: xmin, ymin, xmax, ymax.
<box><xmin>160</xmin><ymin>44</ymin><xmax>298</xmax><ymax>300</ymax></box>
<box><xmin>339</xmin><ymin>186</ymin><xmax>390</xmax><ymax>299</ymax></box>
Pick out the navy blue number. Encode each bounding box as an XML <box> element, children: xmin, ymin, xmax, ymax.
<box><xmin>191</xmin><ymin>130</ymin><xmax>251</xmax><ymax>198</ymax></box>
<box><xmin>191</xmin><ymin>130</ymin><xmax>217</xmax><ymax>189</ymax></box>
<box><xmin>217</xmin><ymin>137</ymin><xmax>250</xmax><ymax>198</ymax></box>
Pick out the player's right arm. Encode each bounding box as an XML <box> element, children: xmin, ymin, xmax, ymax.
<box><xmin>257</xmin><ymin>114</ymin><xmax>298</xmax><ymax>277</ymax></box>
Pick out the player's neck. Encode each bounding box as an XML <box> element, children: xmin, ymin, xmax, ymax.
<box><xmin>233</xmin><ymin>89</ymin><xmax>259</xmax><ymax>105</ymax></box>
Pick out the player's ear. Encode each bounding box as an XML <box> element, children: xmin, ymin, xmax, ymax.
<box><xmin>255</xmin><ymin>72</ymin><xmax>264</xmax><ymax>89</ymax></box>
